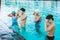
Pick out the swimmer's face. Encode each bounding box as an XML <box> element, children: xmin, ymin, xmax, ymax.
<box><xmin>48</xmin><ymin>19</ymin><xmax>52</xmax><ymax>23</ymax></box>
<box><xmin>46</xmin><ymin>19</ymin><xmax>49</xmax><ymax>22</ymax></box>
<box><xmin>20</xmin><ymin>10</ymin><xmax>24</xmax><ymax>15</ymax></box>
<box><xmin>36</xmin><ymin>13</ymin><xmax>39</xmax><ymax>16</ymax></box>
<box><xmin>33</xmin><ymin>12</ymin><xmax>39</xmax><ymax>16</ymax></box>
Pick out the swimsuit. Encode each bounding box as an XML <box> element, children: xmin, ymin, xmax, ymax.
<box><xmin>46</xmin><ymin>36</ymin><xmax>54</xmax><ymax>40</ymax></box>
<box><xmin>12</xmin><ymin>17</ymin><xmax>18</xmax><ymax>26</ymax></box>
<box><xmin>35</xmin><ymin>16</ymin><xmax>41</xmax><ymax>27</ymax></box>
<box><xmin>35</xmin><ymin>21</ymin><xmax>40</xmax><ymax>27</ymax></box>
<box><xmin>11</xmin><ymin>17</ymin><xmax>20</xmax><ymax>33</ymax></box>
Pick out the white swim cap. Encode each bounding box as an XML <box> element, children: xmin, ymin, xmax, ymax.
<box><xmin>34</xmin><ymin>9</ymin><xmax>39</xmax><ymax>13</ymax></box>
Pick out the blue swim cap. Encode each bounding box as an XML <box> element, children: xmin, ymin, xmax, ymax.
<box><xmin>12</xmin><ymin>11</ymin><xmax>16</xmax><ymax>14</ymax></box>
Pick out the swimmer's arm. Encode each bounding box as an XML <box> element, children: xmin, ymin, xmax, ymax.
<box><xmin>44</xmin><ymin>19</ymin><xmax>47</xmax><ymax>31</ymax></box>
<box><xmin>24</xmin><ymin>15</ymin><xmax>26</xmax><ymax>18</ymax></box>
<box><xmin>22</xmin><ymin>15</ymin><xmax>27</xmax><ymax>20</ymax></box>
<box><xmin>16</xmin><ymin>15</ymin><xmax>20</xmax><ymax>18</ymax></box>
<box><xmin>8</xmin><ymin>14</ymin><xmax>13</xmax><ymax>17</ymax></box>
<box><xmin>46</xmin><ymin>25</ymin><xmax>54</xmax><ymax>32</ymax></box>
<box><xmin>15</xmin><ymin>14</ymin><xmax>20</xmax><ymax>18</ymax></box>
<box><xmin>35</xmin><ymin>16</ymin><xmax>41</xmax><ymax>22</ymax></box>
<box><xmin>38</xmin><ymin>16</ymin><xmax>41</xmax><ymax>20</ymax></box>
<box><xmin>34</xmin><ymin>17</ymin><xmax>37</xmax><ymax>22</ymax></box>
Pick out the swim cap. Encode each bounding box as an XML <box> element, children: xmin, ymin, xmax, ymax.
<box><xmin>12</xmin><ymin>11</ymin><xmax>16</xmax><ymax>14</ymax></box>
<box><xmin>34</xmin><ymin>9</ymin><xmax>39</xmax><ymax>13</ymax></box>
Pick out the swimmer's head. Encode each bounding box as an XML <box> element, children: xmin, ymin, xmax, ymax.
<box><xmin>46</xmin><ymin>14</ymin><xmax>54</xmax><ymax>23</ymax></box>
<box><xmin>33</xmin><ymin>9</ymin><xmax>39</xmax><ymax>16</ymax></box>
<box><xmin>20</xmin><ymin>8</ymin><xmax>25</xmax><ymax>12</ymax></box>
<box><xmin>12</xmin><ymin>11</ymin><xmax>16</xmax><ymax>16</ymax></box>
<box><xmin>20</xmin><ymin>8</ymin><xmax>25</xmax><ymax>15</ymax></box>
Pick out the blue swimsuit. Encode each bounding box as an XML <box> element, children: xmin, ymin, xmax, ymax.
<box><xmin>35</xmin><ymin>21</ymin><xmax>40</xmax><ymax>27</ymax></box>
<box><xmin>12</xmin><ymin>17</ymin><xmax>18</xmax><ymax>26</ymax></box>
<box><xmin>12</xmin><ymin>17</ymin><xmax>20</xmax><ymax>32</ymax></box>
<box><xmin>35</xmin><ymin>16</ymin><xmax>40</xmax><ymax>27</ymax></box>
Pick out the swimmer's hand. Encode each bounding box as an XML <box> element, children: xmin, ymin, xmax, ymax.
<box><xmin>45</xmin><ymin>19</ymin><xmax>48</xmax><ymax>23</ymax></box>
<box><xmin>8</xmin><ymin>14</ymin><xmax>13</xmax><ymax>17</ymax></box>
<box><xmin>34</xmin><ymin>16</ymin><xmax>41</xmax><ymax>22</ymax></box>
<box><xmin>44</xmin><ymin>19</ymin><xmax>48</xmax><ymax>32</ymax></box>
<box><xmin>15</xmin><ymin>14</ymin><xmax>20</xmax><ymax>18</ymax></box>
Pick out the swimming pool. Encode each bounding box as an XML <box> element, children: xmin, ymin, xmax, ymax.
<box><xmin>1</xmin><ymin>1</ymin><xmax>60</xmax><ymax>40</ymax></box>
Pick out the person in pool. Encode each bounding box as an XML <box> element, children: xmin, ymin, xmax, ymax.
<box><xmin>8</xmin><ymin>11</ymin><xmax>19</xmax><ymax>26</ymax></box>
<box><xmin>18</xmin><ymin>8</ymin><xmax>27</xmax><ymax>29</ymax></box>
<box><xmin>8</xmin><ymin>11</ymin><xmax>20</xmax><ymax>33</ymax></box>
<box><xmin>44</xmin><ymin>14</ymin><xmax>55</xmax><ymax>40</ymax></box>
<box><xmin>33</xmin><ymin>9</ymin><xmax>41</xmax><ymax>32</ymax></box>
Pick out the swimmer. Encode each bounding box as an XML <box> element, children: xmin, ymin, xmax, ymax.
<box><xmin>8</xmin><ymin>11</ymin><xmax>23</xmax><ymax>40</ymax></box>
<box><xmin>8</xmin><ymin>11</ymin><xmax>20</xmax><ymax>31</ymax></box>
<box><xmin>8</xmin><ymin>11</ymin><xmax>19</xmax><ymax>26</ymax></box>
<box><xmin>18</xmin><ymin>8</ymin><xmax>27</xmax><ymax>29</ymax></box>
<box><xmin>44</xmin><ymin>14</ymin><xmax>55</xmax><ymax>40</ymax></box>
<box><xmin>33</xmin><ymin>9</ymin><xmax>41</xmax><ymax>32</ymax></box>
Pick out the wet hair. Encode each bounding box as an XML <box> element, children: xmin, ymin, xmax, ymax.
<box><xmin>12</xmin><ymin>11</ymin><xmax>16</xmax><ymax>16</ymax></box>
<box><xmin>46</xmin><ymin>14</ymin><xmax>54</xmax><ymax>21</ymax></box>
<box><xmin>20</xmin><ymin>8</ymin><xmax>25</xmax><ymax>12</ymax></box>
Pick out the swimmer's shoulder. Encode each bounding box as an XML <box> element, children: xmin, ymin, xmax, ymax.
<box><xmin>38</xmin><ymin>15</ymin><xmax>41</xmax><ymax>20</ymax></box>
<box><xmin>52</xmin><ymin>23</ymin><xmax>55</xmax><ymax>29</ymax></box>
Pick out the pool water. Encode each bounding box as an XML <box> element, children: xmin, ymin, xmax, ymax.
<box><xmin>1</xmin><ymin>1</ymin><xmax>60</xmax><ymax>40</ymax></box>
